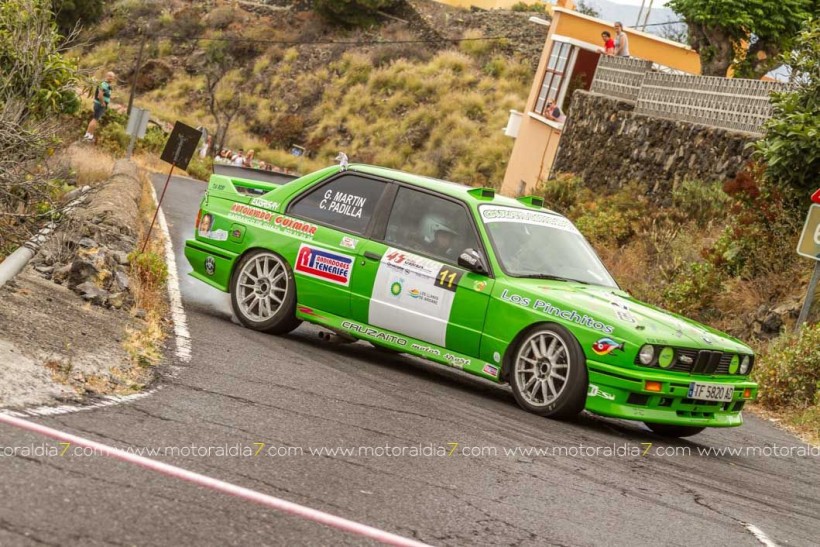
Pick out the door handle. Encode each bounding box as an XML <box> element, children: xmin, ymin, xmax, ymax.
<box><xmin>364</xmin><ymin>251</ymin><xmax>382</xmax><ymax>261</ymax></box>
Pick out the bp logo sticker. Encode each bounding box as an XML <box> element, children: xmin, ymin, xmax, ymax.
<box><xmin>390</xmin><ymin>281</ymin><xmax>403</xmax><ymax>296</ymax></box>
<box><xmin>204</xmin><ymin>256</ymin><xmax>215</xmax><ymax>276</ymax></box>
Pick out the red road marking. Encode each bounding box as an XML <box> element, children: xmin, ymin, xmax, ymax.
<box><xmin>0</xmin><ymin>413</ymin><xmax>428</xmax><ymax>547</ymax></box>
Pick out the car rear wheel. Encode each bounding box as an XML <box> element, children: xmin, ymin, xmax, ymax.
<box><xmin>644</xmin><ymin>423</ymin><xmax>706</xmax><ymax>438</ymax></box>
<box><xmin>230</xmin><ymin>250</ymin><xmax>301</xmax><ymax>334</ymax></box>
<box><xmin>510</xmin><ymin>324</ymin><xmax>587</xmax><ymax>418</ymax></box>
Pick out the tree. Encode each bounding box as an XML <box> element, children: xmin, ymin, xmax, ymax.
<box><xmin>667</xmin><ymin>0</ymin><xmax>813</xmax><ymax>78</ymax></box>
<box><xmin>314</xmin><ymin>0</ymin><xmax>398</xmax><ymax>26</ymax></box>
<box><xmin>51</xmin><ymin>0</ymin><xmax>103</xmax><ymax>37</ymax></box>
<box><xmin>754</xmin><ymin>18</ymin><xmax>819</xmax><ymax>198</ymax></box>
<box><xmin>0</xmin><ymin>0</ymin><xmax>83</xmax><ymax>251</ymax></box>
<box><xmin>200</xmin><ymin>39</ymin><xmax>243</xmax><ymax>155</ymax></box>
<box><xmin>575</xmin><ymin>0</ymin><xmax>600</xmax><ymax>18</ymax></box>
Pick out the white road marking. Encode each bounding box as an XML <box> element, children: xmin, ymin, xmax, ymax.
<box><xmin>148</xmin><ymin>179</ymin><xmax>192</xmax><ymax>363</ymax></box>
<box><xmin>745</xmin><ymin>523</ymin><xmax>779</xmax><ymax>547</ymax></box>
<box><xmin>0</xmin><ymin>413</ymin><xmax>429</xmax><ymax>547</ymax></box>
<box><xmin>0</xmin><ymin>390</ymin><xmax>160</xmax><ymax>418</ymax></box>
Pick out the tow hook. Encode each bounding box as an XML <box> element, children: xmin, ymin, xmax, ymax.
<box><xmin>318</xmin><ymin>331</ymin><xmax>356</xmax><ymax>344</ymax></box>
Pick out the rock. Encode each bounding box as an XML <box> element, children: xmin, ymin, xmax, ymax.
<box><xmin>134</xmin><ymin>309</ymin><xmax>147</xmax><ymax>320</ymax></box>
<box><xmin>112</xmin><ymin>251</ymin><xmax>130</xmax><ymax>266</ymax></box>
<box><xmin>761</xmin><ymin>313</ymin><xmax>783</xmax><ymax>335</ymax></box>
<box><xmin>113</xmin><ymin>270</ymin><xmax>130</xmax><ymax>292</ymax></box>
<box><xmin>78</xmin><ymin>237</ymin><xmax>97</xmax><ymax>249</ymax></box>
<box><xmin>66</xmin><ymin>259</ymin><xmax>99</xmax><ymax>289</ymax></box>
<box><xmin>74</xmin><ymin>282</ymin><xmax>110</xmax><ymax>306</ymax></box>
<box><xmin>52</xmin><ymin>264</ymin><xmax>72</xmax><ymax>284</ymax></box>
<box><xmin>34</xmin><ymin>265</ymin><xmax>54</xmax><ymax>275</ymax></box>
<box><xmin>108</xmin><ymin>292</ymin><xmax>125</xmax><ymax>309</ymax></box>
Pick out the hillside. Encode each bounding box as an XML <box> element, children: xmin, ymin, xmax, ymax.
<box><xmin>75</xmin><ymin>0</ymin><xmax>547</xmax><ymax>185</ymax></box>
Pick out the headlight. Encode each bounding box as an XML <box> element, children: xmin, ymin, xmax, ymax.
<box><xmin>739</xmin><ymin>355</ymin><xmax>751</xmax><ymax>375</ymax></box>
<box><xmin>638</xmin><ymin>345</ymin><xmax>655</xmax><ymax>365</ymax></box>
<box><xmin>729</xmin><ymin>355</ymin><xmax>740</xmax><ymax>374</ymax></box>
<box><xmin>658</xmin><ymin>347</ymin><xmax>674</xmax><ymax>369</ymax></box>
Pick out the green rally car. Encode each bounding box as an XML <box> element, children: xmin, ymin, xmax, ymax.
<box><xmin>184</xmin><ymin>163</ymin><xmax>758</xmax><ymax>437</ymax></box>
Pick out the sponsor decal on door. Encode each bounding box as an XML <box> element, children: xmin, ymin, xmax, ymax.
<box><xmin>295</xmin><ymin>244</ymin><xmax>353</xmax><ymax>286</ymax></box>
<box><xmin>369</xmin><ymin>248</ymin><xmax>458</xmax><ymax>346</ymax></box>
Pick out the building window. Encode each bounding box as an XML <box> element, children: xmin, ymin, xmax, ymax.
<box><xmin>534</xmin><ymin>41</ymin><xmax>574</xmax><ymax>115</ymax></box>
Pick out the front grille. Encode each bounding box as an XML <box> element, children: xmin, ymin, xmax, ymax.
<box><xmin>636</xmin><ymin>347</ymin><xmax>742</xmax><ymax>375</ymax></box>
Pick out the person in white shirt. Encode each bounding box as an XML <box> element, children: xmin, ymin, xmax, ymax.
<box><xmin>614</xmin><ymin>21</ymin><xmax>630</xmax><ymax>57</ymax></box>
<box><xmin>232</xmin><ymin>149</ymin><xmax>245</xmax><ymax>166</ymax></box>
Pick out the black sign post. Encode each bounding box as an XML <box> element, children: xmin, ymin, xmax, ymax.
<box><xmin>142</xmin><ymin>122</ymin><xmax>203</xmax><ymax>252</ymax></box>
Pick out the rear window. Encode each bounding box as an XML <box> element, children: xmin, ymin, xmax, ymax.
<box><xmin>288</xmin><ymin>174</ymin><xmax>387</xmax><ymax>234</ymax></box>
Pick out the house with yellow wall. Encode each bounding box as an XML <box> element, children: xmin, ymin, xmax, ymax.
<box><xmin>500</xmin><ymin>6</ymin><xmax>701</xmax><ymax>196</ymax></box>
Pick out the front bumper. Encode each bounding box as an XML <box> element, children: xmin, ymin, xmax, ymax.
<box><xmin>585</xmin><ymin>360</ymin><xmax>758</xmax><ymax>428</ymax></box>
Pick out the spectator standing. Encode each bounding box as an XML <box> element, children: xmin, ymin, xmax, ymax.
<box><xmin>232</xmin><ymin>149</ymin><xmax>245</xmax><ymax>166</ymax></box>
<box><xmin>244</xmin><ymin>149</ymin><xmax>255</xmax><ymax>168</ymax></box>
<box><xmin>614</xmin><ymin>22</ymin><xmax>630</xmax><ymax>57</ymax></box>
<box><xmin>83</xmin><ymin>71</ymin><xmax>116</xmax><ymax>142</ymax></box>
<box><xmin>599</xmin><ymin>31</ymin><xmax>615</xmax><ymax>55</ymax></box>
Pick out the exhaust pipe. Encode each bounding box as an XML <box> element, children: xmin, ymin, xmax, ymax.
<box><xmin>318</xmin><ymin>331</ymin><xmax>356</xmax><ymax>344</ymax></box>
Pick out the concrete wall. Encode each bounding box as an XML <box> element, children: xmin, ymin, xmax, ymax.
<box><xmin>552</xmin><ymin>90</ymin><xmax>757</xmax><ymax>192</ymax></box>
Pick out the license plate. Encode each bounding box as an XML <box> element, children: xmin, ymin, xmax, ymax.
<box><xmin>688</xmin><ymin>382</ymin><xmax>734</xmax><ymax>402</ymax></box>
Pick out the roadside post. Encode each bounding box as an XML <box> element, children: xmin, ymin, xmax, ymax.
<box><xmin>125</xmin><ymin>107</ymin><xmax>150</xmax><ymax>159</ymax></box>
<box><xmin>795</xmin><ymin>199</ymin><xmax>820</xmax><ymax>332</ymax></box>
<box><xmin>142</xmin><ymin>121</ymin><xmax>201</xmax><ymax>253</ymax></box>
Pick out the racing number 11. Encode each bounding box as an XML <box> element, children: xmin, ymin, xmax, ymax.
<box><xmin>435</xmin><ymin>266</ymin><xmax>463</xmax><ymax>292</ymax></box>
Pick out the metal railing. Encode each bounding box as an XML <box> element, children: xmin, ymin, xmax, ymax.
<box><xmin>635</xmin><ymin>72</ymin><xmax>786</xmax><ymax>134</ymax></box>
<box><xmin>588</xmin><ymin>55</ymin><xmax>789</xmax><ymax>134</ymax></box>
<box><xmin>589</xmin><ymin>56</ymin><xmax>653</xmax><ymax>101</ymax></box>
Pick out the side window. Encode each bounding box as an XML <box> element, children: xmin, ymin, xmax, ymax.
<box><xmin>288</xmin><ymin>175</ymin><xmax>387</xmax><ymax>234</ymax></box>
<box><xmin>384</xmin><ymin>187</ymin><xmax>479</xmax><ymax>264</ymax></box>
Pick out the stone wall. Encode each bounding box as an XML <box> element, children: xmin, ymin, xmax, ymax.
<box><xmin>553</xmin><ymin>90</ymin><xmax>758</xmax><ymax>194</ymax></box>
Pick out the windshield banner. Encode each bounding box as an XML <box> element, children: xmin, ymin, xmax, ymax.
<box><xmin>479</xmin><ymin>205</ymin><xmax>579</xmax><ymax>234</ymax></box>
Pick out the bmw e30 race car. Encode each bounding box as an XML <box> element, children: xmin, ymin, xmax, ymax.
<box><xmin>184</xmin><ymin>163</ymin><xmax>758</xmax><ymax>438</ymax></box>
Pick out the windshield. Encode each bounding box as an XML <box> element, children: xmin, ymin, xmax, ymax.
<box><xmin>479</xmin><ymin>205</ymin><xmax>617</xmax><ymax>288</ymax></box>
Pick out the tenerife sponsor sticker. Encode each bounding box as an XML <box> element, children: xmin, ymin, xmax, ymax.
<box><xmin>295</xmin><ymin>244</ymin><xmax>353</xmax><ymax>286</ymax></box>
<box><xmin>479</xmin><ymin>205</ymin><xmax>580</xmax><ymax>234</ymax></box>
<box><xmin>483</xmin><ymin>363</ymin><xmax>499</xmax><ymax>377</ymax></box>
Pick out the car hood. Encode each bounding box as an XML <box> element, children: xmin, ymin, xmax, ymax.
<box><xmin>503</xmin><ymin>278</ymin><xmax>752</xmax><ymax>353</ymax></box>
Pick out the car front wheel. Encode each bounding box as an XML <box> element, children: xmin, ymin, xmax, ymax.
<box><xmin>510</xmin><ymin>324</ymin><xmax>587</xmax><ymax>418</ymax></box>
<box><xmin>230</xmin><ymin>250</ymin><xmax>301</xmax><ymax>334</ymax></box>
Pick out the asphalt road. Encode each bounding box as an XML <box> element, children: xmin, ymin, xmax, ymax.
<box><xmin>0</xmin><ymin>173</ymin><xmax>818</xmax><ymax>546</ymax></box>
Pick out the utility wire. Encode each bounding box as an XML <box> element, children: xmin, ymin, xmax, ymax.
<box><xmin>146</xmin><ymin>32</ymin><xmax>528</xmax><ymax>46</ymax></box>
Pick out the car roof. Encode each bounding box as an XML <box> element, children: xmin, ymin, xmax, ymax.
<box><xmin>347</xmin><ymin>164</ymin><xmax>563</xmax><ymax>216</ymax></box>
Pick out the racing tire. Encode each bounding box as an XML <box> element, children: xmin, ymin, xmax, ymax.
<box><xmin>230</xmin><ymin>249</ymin><xmax>301</xmax><ymax>335</ymax></box>
<box><xmin>509</xmin><ymin>323</ymin><xmax>587</xmax><ymax>418</ymax></box>
<box><xmin>644</xmin><ymin>423</ymin><xmax>706</xmax><ymax>438</ymax></box>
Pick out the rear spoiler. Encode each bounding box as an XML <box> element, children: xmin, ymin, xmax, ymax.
<box><xmin>213</xmin><ymin>164</ymin><xmax>299</xmax><ymax>185</ymax></box>
<box><xmin>205</xmin><ymin>164</ymin><xmax>299</xmax><ymax>199</ymax></box>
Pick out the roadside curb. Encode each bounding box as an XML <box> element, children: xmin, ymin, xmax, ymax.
<box><xmin>0</xmin><ymin>186</ymin><xmax>91</xmax><ymax>289</ymax></box>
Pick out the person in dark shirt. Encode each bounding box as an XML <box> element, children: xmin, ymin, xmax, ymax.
<box><xmin>544</xmin><ymin>99</ymin><xmax>567</xmax><ymax>123</ymax></box>
<box><xmin>83</xmin><ymin>71</ymin><xmax>115</xmax><ymax>142</ymax></box>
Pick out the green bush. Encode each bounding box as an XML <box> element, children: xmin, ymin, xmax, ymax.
<box><xmin>671</xmin><ymin>179</ymin><xmax>731</xmax><ymax>227</ymax></box>
<box><xmin>754</xmin><ymin>18</ymin><xmax>819</xmax><ymax>198</ymax></box>
<box><xmin>314</xmin><ymin>0</ymin><xmax>398</xmax><ymax>26</ymax></box>
<box><xmin>186</xmin><ymin>156</ymin><xmax>212</xmax><ymax>182</ymax></box>
<box><xmin>511</xmin><ymin>2</ymin><xmax>547</xmax><ymax>13</ymax></box>
<box><xmin>754</xmin><ymin>323</ymin><xmax>820</xmax><ymax>409</ymax></box>
<box><xmin>662</xmin><ymin>261</ymin><xmax>724</xmax><ymax>317</ymax></box>
<box><xmin>129</xmin><ymin>250</ymin><xmax>168</xmax><ymax>289</ymax></box>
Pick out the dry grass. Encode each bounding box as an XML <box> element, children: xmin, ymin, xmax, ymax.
<box><xmin>123</xmin><ymin>170</ymin><xmax>170</xmax><ymax>370</ymax></box>
<box><xmin>66</xmin><ymin>145</ymin><xmax>116</xmax><ymax>186</ymax></box>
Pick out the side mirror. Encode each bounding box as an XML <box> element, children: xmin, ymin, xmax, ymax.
<box><xmin>458</xmin><ymin>248</ymin><xmax>488</xmax><ymax>275</ymax></box>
